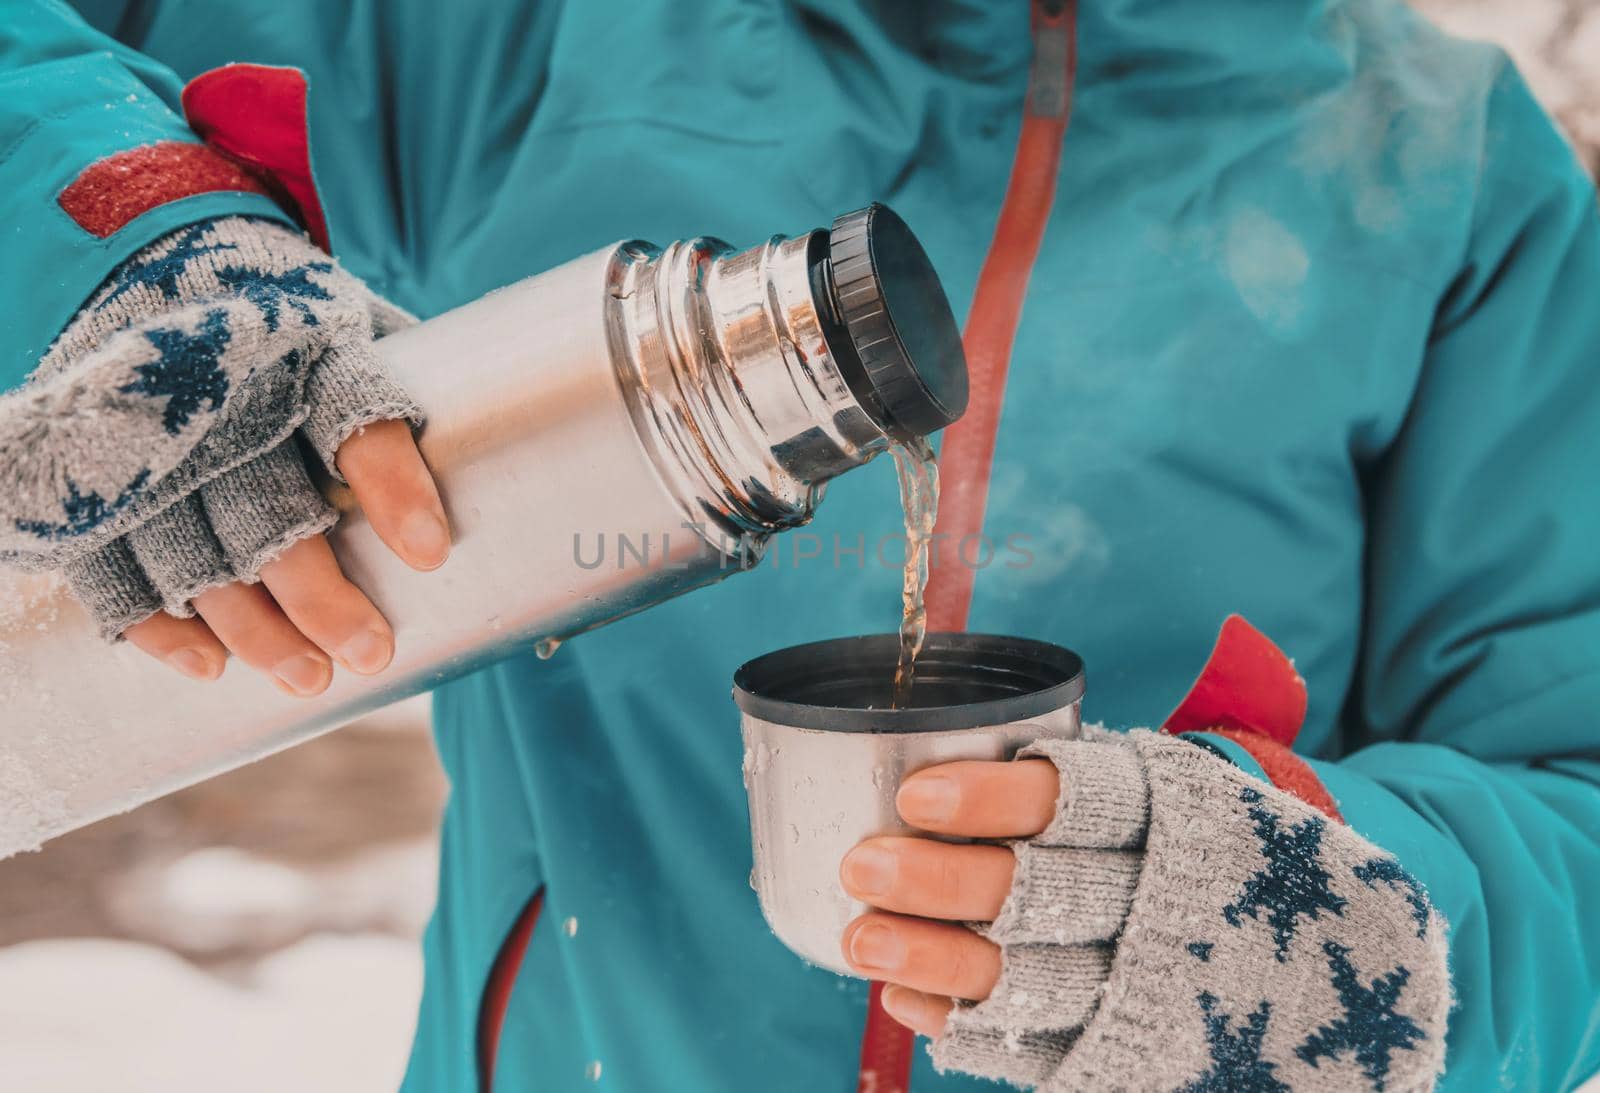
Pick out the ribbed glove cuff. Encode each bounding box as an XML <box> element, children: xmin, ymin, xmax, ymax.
<box><xmin>935</xmin><ymin>737</ymin><xmax>1150</xmax><ymax>1087</ymax></box>
<box><xmin>63</xmin><ymin>442</ymin><xmax>339</xmax><ymax>638</ymax></box>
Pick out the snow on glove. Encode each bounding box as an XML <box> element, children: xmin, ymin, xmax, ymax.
<box><xmin>0</xmin><ymin>216</ymin><xmax>420</xmax><ymax>638</ymax></box>
<box><xmin>933</xmin><ymin>729</ymin><xmax>1450</xmax><ymax>1093</ymax></box>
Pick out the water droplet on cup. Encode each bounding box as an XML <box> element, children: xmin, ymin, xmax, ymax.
<box><xmin>586</xmin><ymin>1061</ymin><xmax>603</xmax><ymax>1081</ymax></box>
<box><xmin>563</xmin><ymin>916</ymin><xmax>579</xmax><ymax>938</ymax></box>
<box><xmin>535</xmin><ymin>637</ymin><xmax>562</xmax><ymax>660</ymax></box>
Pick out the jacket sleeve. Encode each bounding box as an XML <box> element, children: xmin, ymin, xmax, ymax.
<box><xmin>1308</xmin><ymin>63</ymin><xmax>1600</xmax><ymax>1090</ymax></box>
<box><xmin>0</xmin><ymin>0</ymin><xmax>294</xmax><ymax>393</ymax></box>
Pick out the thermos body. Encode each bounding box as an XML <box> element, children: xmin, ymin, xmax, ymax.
<box><xmin>0</xmin><ymin>207</ymin><xmax>969</xmax><ymax>857</ymax></box>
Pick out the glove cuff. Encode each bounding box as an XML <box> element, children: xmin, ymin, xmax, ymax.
<box><xmin>202</xmin><ymin>441</ymin><xmax>337</xmax><ymax>578</ymax></box>
<box><xmin>300</xmin><ymin>341</ymin><xmax>423</xmax><ymax>479</ymax></box>
<box><xmin>931</xmin><ymin>738</ymin><xmax>1148</xmax><ymax>1089</ymax></box>
<box><xmin>934</xmin><ymin>944</ymin><xmax>1112</xmax><ymax>1087</ymax></box>
<box><xmin>63</xmin><ymin>540</ymin><xmax>162</xmax><ymax>639</ymax></box>
<box><xmin>1019</xmin><ymin>737</ymin><xmax>1150</xmax><ymax>849</ymax></box>
<box><xmin>985</xmin><ymin>845</ymin><xmax>1141</xmax><ymax>947</ymax></box>
<box><xmin>126</xmin><ymin>493</ymin><xmax>232</xmax><ymax>619</ymax></box>
<box><xmin>64</xmin><ymin>442</ymin><xmax>337</xmax><ymax>639</ymax></box>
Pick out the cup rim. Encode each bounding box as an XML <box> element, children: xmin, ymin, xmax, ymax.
<box><xmin>732</xmin><ymin>632</ymin><xmax>1085</xmax><ymax>733</ymax></box>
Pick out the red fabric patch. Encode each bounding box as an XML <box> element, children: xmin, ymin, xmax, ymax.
<box><xmin>1164</xmin><ymin>614</ymin><xmax>1308</xmax><ymax>745</ymax></box>
<box><xmin>182</xmin><ymin>63</ymin><xmax>330</xmax><ymax>251</ymax></box>
<box><xmin>57</xmin><ymin>141</ymin><xmax>271</xmax><ymax>238</ymax></box>
<box><xmin>1189</xmin><ymin>728</ymin><xmax>1344</xmax><ymax>822</ymax></box>
<box><xmin>479</xmin><ymin>889</ymin><xmax>543</xmax><ymax>1092</ymax></box>
<box><xmin>1161</xmin><ymin>616</ymin><xmax>1339</xmax><ymax>819</ymax></box>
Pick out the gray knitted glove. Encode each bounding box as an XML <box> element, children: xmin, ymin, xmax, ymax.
<box><xmin>0</xmin><ymin>217</ymin><xmax>420</xmax><ymax>638</ymax></box>
<box><xmin>933</xmin><ymin>729</ymin><xmax>1451</xmax><ymax>1093</ymax></box>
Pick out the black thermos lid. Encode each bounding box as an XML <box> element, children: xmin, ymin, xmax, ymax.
<box><xmin>809</xmin><ymin>204</ymin><xmax>969</xmax><ymax>441</ymax></box>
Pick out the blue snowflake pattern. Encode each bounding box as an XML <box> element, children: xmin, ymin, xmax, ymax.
<box><xmin>212</xmin><ymin>263</ymin><xmax>335</xmax><ymax>332</ymax></box>
<box><xmin>1222</xmin><ymin>789</ymin><xmax>1347</xmax><ymax>960</ymax></box>
<box><xmin>102</xmin><ymin>221</ymin><xmax>240</xmax><ymax>307</ymax></box>
<box><xmin>1296</xmin><ymin>941</ymin><xmax>1425</xmax><ymax>1091</ymax></box>
<box><xmin>14</xmin><ymin>469</ymin><xmax>152</xmax><ymax>541</ymax></box>
<box><xmin>1353</xmin><ymin>857</ymin><xmax>1431</xmax><ymax>939</ymax></box>
<box><xmin>1177</xmin><ymin>992</ymin><xmax>1290</xmax><ymax>1093</ymax></box>
<box><xmin>1187</xmin><ymin>941</ymin><xmax>1214</xmax><ymax>962</ymax></box>
<box><xmin>99</xmin><ymin>217</ymin><xmax>334</xmax><ymax>333</ymax></box>
<box><xmin>119</xmin><ymin>309</ymin><xmax>233</xmax><ymax>434</ymax></box>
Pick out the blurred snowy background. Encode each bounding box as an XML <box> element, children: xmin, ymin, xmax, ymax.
<box><xmin>1413</xmin><ymin>0</ymin><xmax>1600</xmax><ymax>176</ymax></box>
<box><xmin>0</xmin><ymin>697</ymin><xmax>443</xmax><ymax>1091</ymax></box>
<box><xmin>2</xmin><ymin>4</ymin><xmax>1598</xmax><ymax>1091</ymax></box>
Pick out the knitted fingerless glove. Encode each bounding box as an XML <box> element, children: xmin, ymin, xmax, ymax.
<box><xmin>933</xmin><ymin>729</ymin><xmax>1451</xmax><ymax>1093</ymax></box>
<box><xmin>0</xmin><ymin>217</ymin><xmax>420</xmax><ymax>638</ymax></box>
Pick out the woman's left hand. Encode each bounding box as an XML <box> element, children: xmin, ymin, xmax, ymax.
<box><xmin>838</xmin><ymin>758</ymin><xmax>1062</xmax><ymax>1037</ymax></box>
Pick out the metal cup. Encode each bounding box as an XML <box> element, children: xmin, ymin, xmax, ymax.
<box><xmin>733</xmin><ymin>633</ymin><xmax>1084</xmax><ymax>976</ymax></box>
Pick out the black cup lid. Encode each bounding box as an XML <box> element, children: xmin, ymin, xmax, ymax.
<box><xmin>732</xmin><ymin>633</ymin><xmax>1084</xmax><ymax>733</ymax></box>
<box><xmin>817</xmin><ymin>205</ymin><xmax>968</xmax><ymax>441</ymax></box>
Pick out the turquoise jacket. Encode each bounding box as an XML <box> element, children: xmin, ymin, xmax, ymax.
<box><xmin>6</xmin><ymin>1</ymin><xmax>1600</xmax><ymax>1089</ymax></box>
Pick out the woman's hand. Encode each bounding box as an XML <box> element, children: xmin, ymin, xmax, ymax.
<box><xmin>123</xmin><ymin>419</ymin><xmax>448</xmax><ymax>694</ymax></box>
<box><xmin>839</xmin><ymin>758</ymin><xmax>1061</xmax><ymax>1037</ymax></box>
<box><xmin>4</xmin><ymin>216</ymin><xmax>432</xmax><ymax>684</ymax></box>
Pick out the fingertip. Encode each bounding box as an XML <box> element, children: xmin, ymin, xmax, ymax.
<box><xmin>880</xmin><ymin>983</ymin><xmax>912</xmax><ymax>1019</ymax></box>
<box><xmin>840</xmin><ymin>913</ymin><xmax>889</xmax><ymax>975</ymax></box>
<box><xmin>396</xmin><ymin>508</ymin><xmax>451</xmax><ymax>570</ymax></box>
<box><xmin>896</xmin><ymin>771</ymin><xmax>960</xmax><ymax>827</ymax></box>
<box><xmin>193</xmin><ymin>582</ymin><xmax>334</xmax><ymax>693</ymax></box>
<box><xmin>124</xmin><ymin>613</ymin><xmax>229</xmax><ymax>681</ymax></box>
<box><xmin>335</xmin><ymin>627</ymin><xmax>394</xmax><ymax>675</ymax></box>
<box><xmin>168</xmin><ymin>646</ymin><xmax>225</xmax><ymax>681</ymax></box>
<box><xmin>336</xmin><ymin>419</ymin><xmax>451</xmax><ymax>571</ymax></box>
<box><xmin>897</xmin><ymin>759</ymin><xmax>1059</xmax><ymax>838</ymax></box>
<box><xmin>271</xmin><ymin>652</ymin><xmax>333</xmax><ymax>697</ymax></box>
<box><xmin>840</xmin><ymin>838</ymin><xmax>899</xmax><ymax>901</ymax></box>
<box><xmin>881</xmin><ymin>985</ymin><xmax>953</xmax><ymax>1038</ymax></box>
<box><xmin>841</xmin><ymin>913</ymin><xmax>1001</xmax><ymax>1001</ymax></box>
<box><xmin>840</xmin><ymin>914</ymin><xmax>867</xmax><ymax>969</ymax></box>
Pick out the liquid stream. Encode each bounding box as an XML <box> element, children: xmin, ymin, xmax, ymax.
<box><xmin>889</xmin><ymin>436</ymin><xmax>940</xmax><ymax>708</ymax></box>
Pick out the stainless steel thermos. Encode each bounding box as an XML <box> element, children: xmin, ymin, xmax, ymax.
<box><xmin>734</xmin><ymin>634</ymin><xmax>1084</xmax><ymax>975</ymax></box>
<box><xmin>0</xmin><ymin>205</ymin><xmax>967</xmax><ymax>858</ymax></box>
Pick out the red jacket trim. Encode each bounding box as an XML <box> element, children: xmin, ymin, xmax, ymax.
<box><xmin>1164</xmin><ymin>614</ymin><xmax>1309</xmax><ymax>744</ymax></box>
<box><xmin>182</xmin><ymin>63</ymin><xmax>332</xmax><ymax>251</ymax></box>
<box><xmin>56</xmin><ymin>140</ymin><xmax>272</xmax><ymax>238</ymax></box>
<box><xmin>1187</xmin><ymin>727</ymin><xmax>1344</xmax><ymax>821</ymax></box>
<box><xmin>1163</xmin><ymin>614</ymin><xmax>1341</xmax><ymax>820</ymax></box>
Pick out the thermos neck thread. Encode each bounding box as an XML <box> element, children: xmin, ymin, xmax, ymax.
<box><xmin>607</xmin><ymin>232</ymin><xmax>893</xmax><ymax>552</ymax></box>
